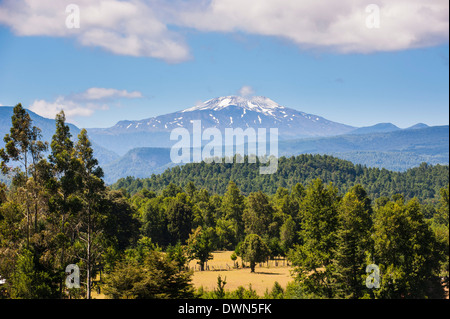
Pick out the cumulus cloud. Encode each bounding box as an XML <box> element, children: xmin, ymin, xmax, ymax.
<box><xmin>177</xmin><ymin>0</ymin><xmax>449</xmax><ymax>53</ymax></box>
<box><xmin>0</xmin><ymin>0</ymin><xmax>191</xmax><ymax>63</ymax></box>
<box><xmin>0</xmin><ymin>0</ymin><xmax>448</xmax><ymax>61</ymax></box>
<box><xmin>29</xmin><ymin>87</ymin><xmax>143</xmax><ymax>122</ymax></box>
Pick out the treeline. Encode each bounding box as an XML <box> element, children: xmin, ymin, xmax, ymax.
<box><xmin>0</xmin><ymin>104</ymin><xmax>448</xmax><ymax>299</ymax></box>
<box><xmin>111</xmin><ymin>155</ymin><xmax>449</xmax><ymax>203</ymax></box>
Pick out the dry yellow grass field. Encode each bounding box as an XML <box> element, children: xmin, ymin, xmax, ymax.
<box><xmin>92</xmin><ymin>251</ymin><xmax>294</xmax><ymax>298</ymax></box>
<box><xmin>189</xmin><ymin>251</ymin><xmax>294</xmax><ymax>295</ymax></box>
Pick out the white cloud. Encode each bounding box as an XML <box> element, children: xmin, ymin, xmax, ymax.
<box><xmin>75</xmin><ymin>88</ymin><xmax>143</xmax><ymax>101</ymax></box>
<box><xmin>0</xmin><ymin>0</ymin><xmax>448</xmax><ymax>61</ymax></box>
<box><xmin>177</xmin><ymin>0</ymin><xmax>449</xmax><ymax>54</ymax></box>
<box><xmin>238</xmin><ymin>86</ymin><xmax>255</xmax><ymax>97</ymax></box>
<box><xmin>29</xmin><ymin>87</ymin><xmax>143</xmax><ymax>122</ymax></box>
<box><xmin>0</xmin><ymin>0</ymin><xmax>191</xmax><ymax>63</ymax></box>
<box><xmin>30</xmin><ymin>98</ymin><xmax>97</xmax><ymax>119</ymax></box>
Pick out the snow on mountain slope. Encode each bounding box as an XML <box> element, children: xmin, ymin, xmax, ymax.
<box><xmin>182</xmin><ymin>96</ymin><xmax>283</xmax><ymax>114</ymax></box>
<box><xmin>100</xmin><ymin>96</ymin><xmax>354</xmax><ymax>138</ymax></box>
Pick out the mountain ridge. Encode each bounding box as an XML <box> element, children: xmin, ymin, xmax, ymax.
<box><xmin>101</xmin><ymin>125</ymin><xmax>449</xmax><ymax>183</ymax></box>
<box><xmin>0</xmin><ymin>106</ymin><xmax>120</xmax><ymax>168</ymax></box>
<box><xmin>87</xmin><ymin>95</ymin><xmax>355</xmax><ymax>154</ymax></box>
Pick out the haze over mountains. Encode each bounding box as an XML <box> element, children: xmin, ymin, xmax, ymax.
<box><xmin>0</xmin><ymin>96</ymin><xmax>448</xmax><ymax>184</ymax></box>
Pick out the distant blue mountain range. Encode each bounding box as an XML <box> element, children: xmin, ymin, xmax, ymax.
<box><xmin>1</xmin><ymin>98</ymin><xmax>448</xmax><ymax>184</ymax></box>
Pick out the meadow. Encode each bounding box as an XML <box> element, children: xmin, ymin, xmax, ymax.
<box><xmin>189</xmin><ymin>251</ymin><xmax>293</xmax><ymax>296</ymax></box>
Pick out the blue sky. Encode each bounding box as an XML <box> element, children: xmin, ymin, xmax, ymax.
<box><xmin>0</xmin><ymin>0</ymin><xmax>448</xmax><ymax>129</ymax></box>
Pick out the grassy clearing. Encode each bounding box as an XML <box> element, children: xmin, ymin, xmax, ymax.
<box><xmin>189</xmin><ymin>251</ymin><xmax>294</xmax><ymax>296</ymax></box>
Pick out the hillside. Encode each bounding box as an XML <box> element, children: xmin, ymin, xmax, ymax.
<box><xmin>278</xmin><ymin>125</ymin><xmax>449</xmax><ymax>171</ymax></box>
<box><xmin>111</xmin><ymin>154</ymin><xmax>449</xmax><ymax>202</ymax></box>
<box><xmin>0</xmin><ymin>106</ymin><xmax>120</xmax><ymax>168</ymax></box>
<box><xmin>102</xmin><ymin>125</ymin><xmax>449</xmax><ymax>183</ymax></box>
<box><xmin>103</xmin><ymin>147</ymin><xmax>173</xmax><ymax>183</ymax></box>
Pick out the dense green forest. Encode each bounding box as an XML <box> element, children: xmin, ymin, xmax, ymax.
<box><xmin>0</xmin><ymin>104</ymin><xmax>448</xmax><ymax>299</ymax></box>
<box><xmin>112</xmin><ymin>155</ymin><xmax>448</xmax><ymax>203</ymax></box>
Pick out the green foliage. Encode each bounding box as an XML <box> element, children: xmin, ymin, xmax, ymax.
<box><xmin>243</xmin><ymin>191</ymin><xmax>275</xmax><ymax>238</ymax></box>
<box><xmin>240</xmin><ymin>234</ymin><xmax>270</xmax><ymax>273</ymax></box>
<box><xmin>0</xmin><ymin>106</ymin><xmax>448</xmax><ymax>300</ymax></box>
<box><xmin>221</xmin><ymin>181</ymin><xmax>245</xmax><ymax>243</ymax></box>
<box><xmin>10</xmin><ymin>249</ymin><xmax>53</xmax><ymax>299</ymax></box>
<box><xmin>289</xmin><ymin>179</ymin><xmax>340</xmax><ymax>298</ymax></box>
<box><xmin>111</xmin><ymin>155</ymin><xmax>449</xmax><ymax>204</ymax></box>
<box><xmin>332</xmin><ymin>185</ymin><xmax>373</xmax><ymax>299</ymax></box>
<box><xmin>102</xmin><ymin>250</ymin><xmax>194</xmax><ymax>299</ymax></box>
<box><xmin>372</xmin><ymin>197</ymin><xmax>444</xmax><ymax>298</ymax></box>
<box><xmin>186</xmin><ymin>226</ymin><xmax>215</xmax><ymax>271</ymax></box>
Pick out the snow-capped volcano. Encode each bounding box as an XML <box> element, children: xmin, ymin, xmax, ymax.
<box><xmin>182</xmin><ymin>96</ymin><xmax>284</xmax><ymax>115</ymax></box>
<box><xmin>88</xmin><ymin>95</ymin><xmax>355</xmax><ymax>154</ymax></box>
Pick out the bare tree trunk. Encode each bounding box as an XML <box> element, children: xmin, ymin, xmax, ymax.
<box><xmin>24</xmin><ymin>153</ymin><xmax>30</xmax><ymax>248</ymax></box>
<box><xmin>86</xmin><ymin>203</ymin><xmax>91</xmax><ymax>300</ymax></box>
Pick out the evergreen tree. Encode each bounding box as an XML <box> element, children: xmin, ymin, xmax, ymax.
<box><xmin>333</xmin><ymin>185</ymin><xmax>373</xmax><ymax>299</ymax></box>
<box><xmin>243</xmin><ymin>191</ymin><xmax>274</xmax><ymax>238</ymax></box>
<box><xmin>221</xmin><ymin>181</ymin><xmax>245</xmax><ymax>243</ymax></box>
<box><xmin>103</xmin><ymin>250</ymin><xmax>194</xmax><ymax>299</ymax></box>
<box><xmin>289</xmin><ymin>179</ymin><xmax>340</xmax><ymax>298</ymax></box>
<box><xmin>74</xmin><ymin>129</ymin><xmax>105</xmax><ymax>299</ymax></box>
<box><xmin>166</xmin><ymin>194</ymin><xmax>193</xmax><ymax>245</ymax></box>
<box><xmin>0</xmin><ymin>103</ymin><xmax>47</xmax><ymax>246</ymax></box>
<box><xmin>373</xmin><ymin>197</ymin><xmax>444</xmax><ymax>298</ymax></box>
<box><xmin>48</xmin><ymin>111</ymin><xmax>78</xmax><ymax>297</ymax></box>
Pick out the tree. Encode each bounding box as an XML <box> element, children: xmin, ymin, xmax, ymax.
<box><xmin>373</xmin><ymin>197</ymin><xmax>444</xmax><ymax>298</ymax></box>
<box><xmin>0</xmin><ymin>103</ymin><xmax>48</xmax><ymax>246</ymax></box>
<box><xmin>240</xmin><ymin>234</ymin><xmax>270</xmax><ymax>273</ymax></box>
<box><xmin>289</xmin><ymin>179</ymin><xmax>340</xmax><ymax>298</ymax></box>
<box><xmin>215</xmin><ymin>217</ymin><xmax>235</xmax><ymax>250</ymax></box>
<box><xmin>1</xmin><ymin>103</ymin><xmax>34</xmax><ymax>178</ymax></box>
<box><xmin>433</xmin><ymin>186</ymin><xmax>449</xmax><ymax>291</ymax></box>
<box><xmin>166</xmin><ymin>194</ymin><xmax>193</xmax><ymax>245</ymax></box>
<box><xmin>243</xmin><ymin>191</ymin><xmax>274</xmax><ymax>238</ymax></box>
<box><xmin>10</xmin><ymin>249</ymin><xmax>52</xmax><ymax>299</ymax></box>
<box><xmin>140</xmin><ymin>196</ymin><xmax>167</xmax><ymax>246</ymax></box>
<box><xmin>435</xmin><ymin>186</ymin><xmax>449</xmax><ymax>227</ymax></box>
<box><xmin>333</xmin><ymin>185</ymin><xmax>373</xmax><ymax>299</ymax></box>
<box><xmin>186</xmin><ymin>226</ymin><xmax>215</xmax><ymax>271</ymax></box>
<box><xmin>103</xmin><ymin>190</ymin><xmax>140</xmax><ymax>251</ymax></box>
<box><xmin>221</xmin><ymin>181</ymin><xmax>245</xmax><ymax>243</ymax></box>
<box><xmin>101</xmin><ymin>259</ymin><xmax>144</xmax><ymax>299</ymax></box>
<box><xmin>103</xmin><ymin>250</ymin><xmax>194</xmax><ymax>299</ymax></box>
<box><xmin>74</xmin><ymin>129</ymin><xmax>106</xmax><ymax>299</ymax></box>
<box><xmin>48</xmin><ymin>110</ymin><xmax>78</xmax><ymax>297</ymax></box>
<box><xmin>279</xmin><ymin>216</ymin><xmax>296</xmax><ymax>255</ymax></box>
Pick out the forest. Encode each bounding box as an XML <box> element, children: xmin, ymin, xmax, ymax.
<box><xmin>112</xmin><ymin>154</ymin><xmax>448</xmax><ymax>203</ymax></box>
<box><xmin>0</xmin><ymin>104</ymin><xmax>448</xmax><ymax>299</ymax></box>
